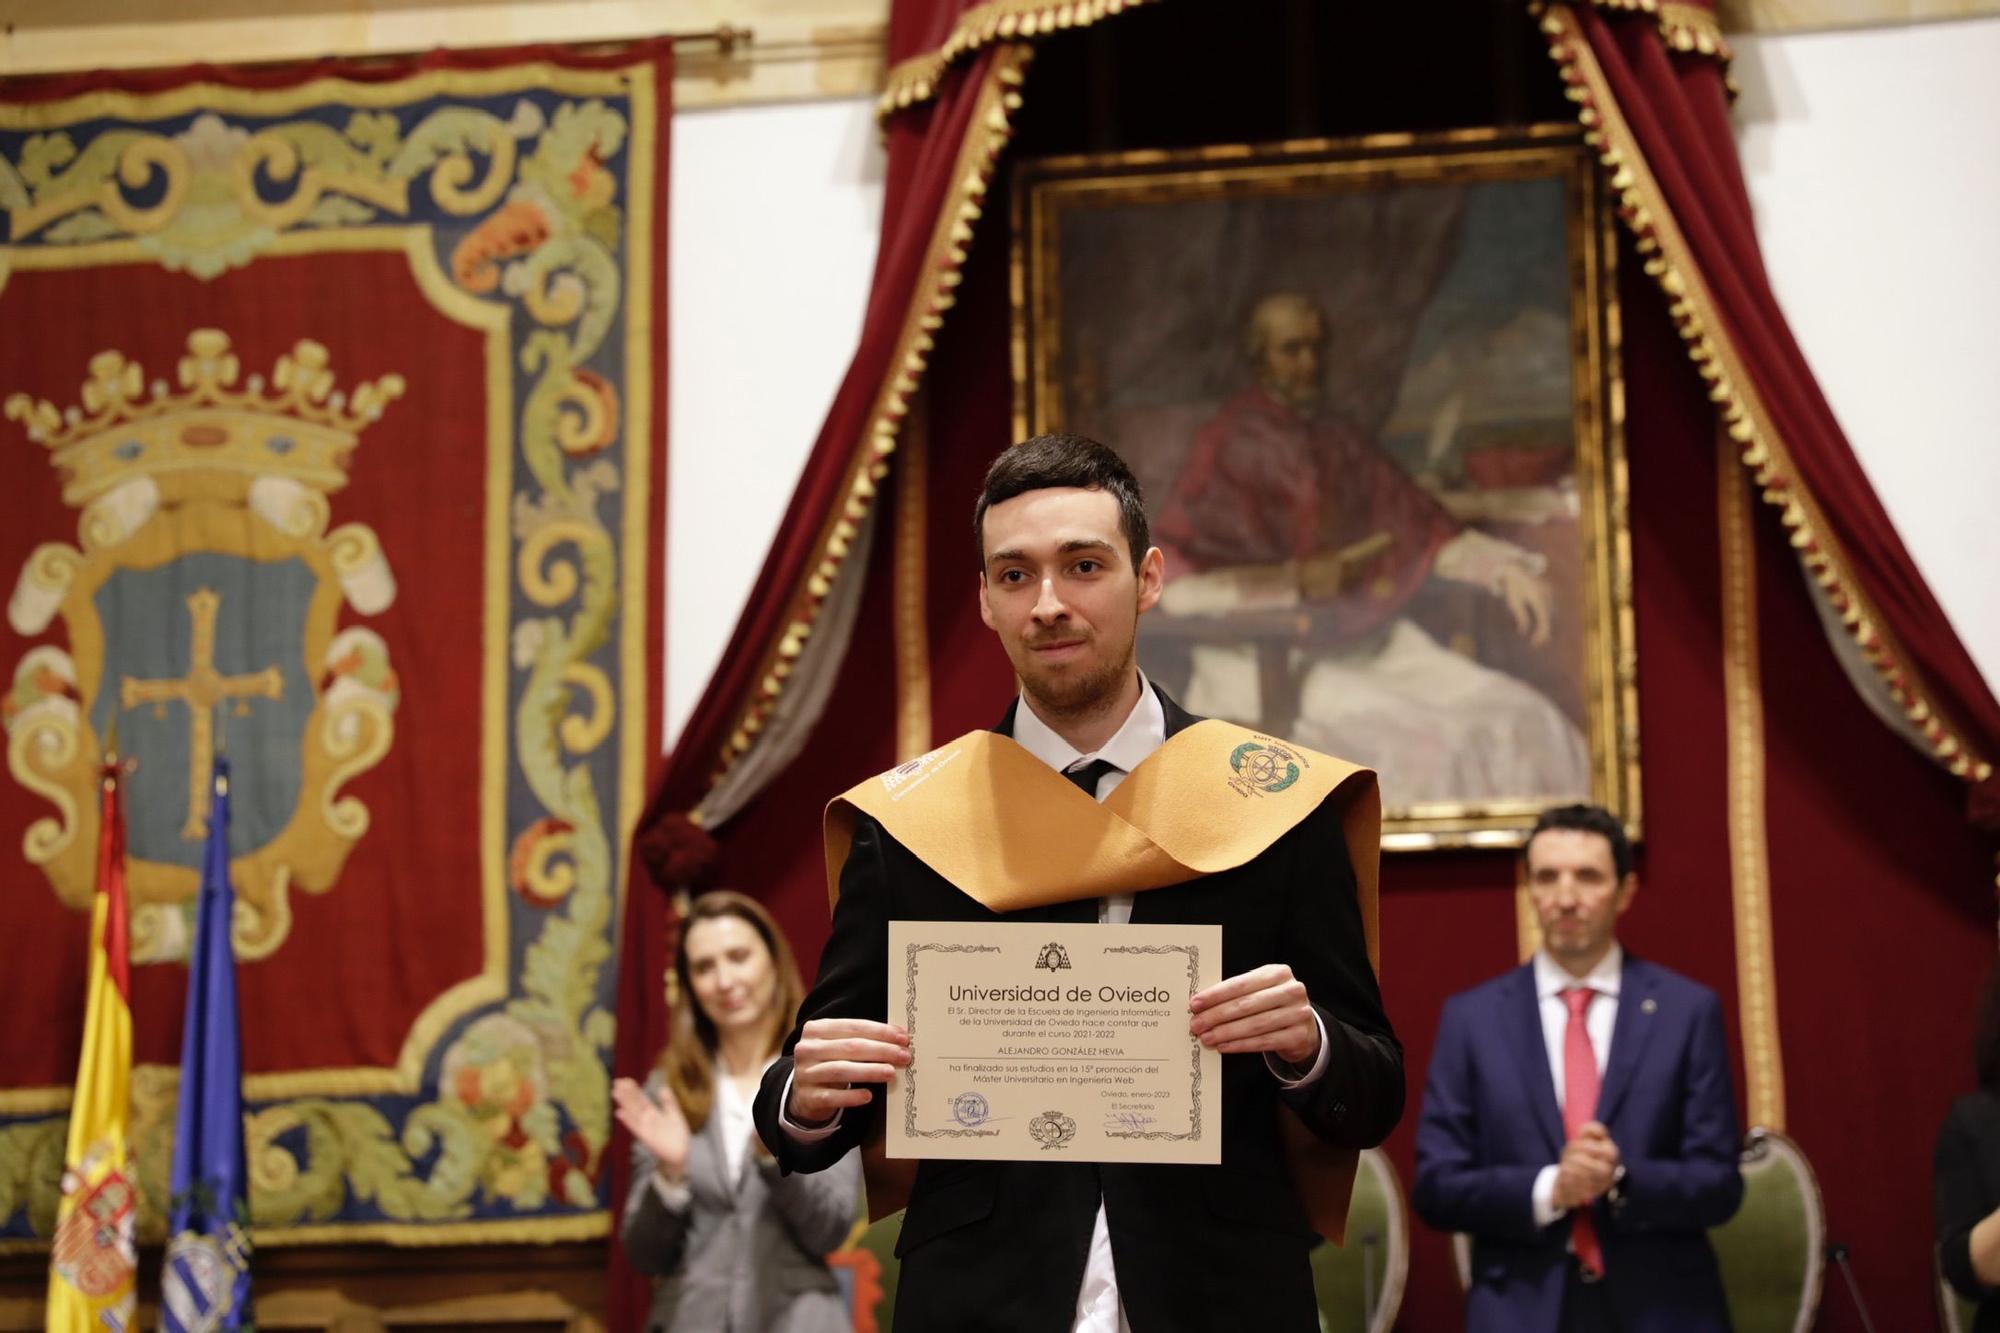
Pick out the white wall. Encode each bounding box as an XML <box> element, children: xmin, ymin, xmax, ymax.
<box><xmin>666</xmin><ymin>95</ymin><xmax>884</xmax><ymax>747</ymax></box>
<box><xmin>1733</xmin><ymin>16</ymin><xmax>2000</xmax><ymax>692</ymax></box>
<box><xmin>662</xmin><ymin>30</ymin><xmax>2000</xmax><ymax>752</ymax></box>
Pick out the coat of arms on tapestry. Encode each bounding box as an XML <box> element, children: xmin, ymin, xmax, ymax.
<box><xmin>0</xmin><ymin>47</ymin><xmax>666</xmax><ymax>1246</ymax></box>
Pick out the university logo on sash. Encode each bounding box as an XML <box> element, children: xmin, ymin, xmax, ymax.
<box><xmin>1226</xmin><ymin>739</ymin><xmax>1303</xmax><ymax>798</ymax></box>
<box><xmin>5</xmin><ymin>330</ymin><xmax>401</xmax><ymax>961</ymax></box>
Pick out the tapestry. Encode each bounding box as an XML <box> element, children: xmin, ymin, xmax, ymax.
<box><xmin>0</xmin><ymin>45</ymin><xmax>666</xmax><ymax>1248</ymax></box>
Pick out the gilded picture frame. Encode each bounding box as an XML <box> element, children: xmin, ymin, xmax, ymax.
<box><xmin>1011</xmin><ymin>124</ymin><xmax>1638</xmax><ymax>850</ymax></box>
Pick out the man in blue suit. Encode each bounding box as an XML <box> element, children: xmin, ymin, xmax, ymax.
<box><xmin>1414</xmin><ymin>804</ymin><xmax>1744</xmax><ymax>1331</ymax></box>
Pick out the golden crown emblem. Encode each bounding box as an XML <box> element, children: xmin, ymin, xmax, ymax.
<box><xmin>4</xmin><ymin>329</ymin><xmax>405</xmax><ymax>507</ymax></box>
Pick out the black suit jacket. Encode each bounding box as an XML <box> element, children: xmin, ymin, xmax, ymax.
<box><xmin>1937</xmin><ymin>1088</ymin><xmax>2000</xmax><ymax>1332</ymax></box>
<box><xmin>752</xmin><ymin>686</ymin><xmax>1403</xmax><ymax>1332</ymax></box>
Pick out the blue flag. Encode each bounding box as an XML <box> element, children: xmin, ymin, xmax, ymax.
<box><xmin>161</xmin><ymin>756</ymin><xmax>252</xmax><ymax>1332</ymax></box>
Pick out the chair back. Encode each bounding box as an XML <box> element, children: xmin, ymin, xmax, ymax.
<box><xmin>1709</xmin><ymin>1127</ymin><xmax>1825</xmax><ymax>1333</ymax></box>
<box><xmin>1309</xmin><ymin>1146</ymin><xmax>1409</xmax><ymax>1333</ymax></box>
<box><xmin>1937</xmin><ymin>1245</ymin><xmax>1979</xmax><ymax>1333</ymax></box>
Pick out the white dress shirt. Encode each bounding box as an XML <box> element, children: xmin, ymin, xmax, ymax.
<box><xmin>1529</xmin><ymin>944</ymin><xmax>1621</xmax><ymax>1228</ymax></box>
<box><xmin>715</xmin><ymin>1059</ymin><xmax>769</xmax><ymax>1188</ymax></box>
<box><xmin>785</xmin><ymin>675</ymin><xmax>1329</xmax><ymax>1332</ymax></box>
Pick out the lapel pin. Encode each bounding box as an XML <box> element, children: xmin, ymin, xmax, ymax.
<box><xmin>1641</xmin><ymin>998</ymin><xmax>1657</xmax><ymax>1015</ymax></box>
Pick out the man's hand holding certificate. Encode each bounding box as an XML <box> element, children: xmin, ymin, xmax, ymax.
<box><xmin>884</xmin><ymin>921</ymin><xmax>1222</xmax><ymax>1164</ymax></box>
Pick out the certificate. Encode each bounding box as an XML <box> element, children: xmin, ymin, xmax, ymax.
<box><xmin>886</xmin><ymin>920</ymin><xmax>1221</xmax><ymax>1164</ymax></box>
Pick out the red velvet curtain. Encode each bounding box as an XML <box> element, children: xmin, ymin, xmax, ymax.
<box><xmin>612</xmin><ymin>5</ymin><xmax>2000</xmax><ymax>1328</ymax></box>
<box><xmin>1554</xmin><ymin>1</ymin><xmax>2000</xmax><ymax>809</ymax></box>
<box><xmin>1535</xmin><ymin>6</ymin><xmax>2000</xmax><ymax>1324</ymax></box>
<box><xmin>605</xmin><ymin>42</ymin><xmax>1013</xmax><ymax>1328</ymax></box>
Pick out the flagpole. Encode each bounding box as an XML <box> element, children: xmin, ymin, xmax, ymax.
<box><xmin>161</xmin><ymin>736</ymin><xmax>252</xmax><ymax>1332</ymax></box>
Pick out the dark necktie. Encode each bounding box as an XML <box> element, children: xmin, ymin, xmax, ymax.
<box><xmin>1053</xmin><ymin>759</ymin><xmax>1120</xmax><ymax>923</ymax></box>
<box><xmin>1062</xmin><ymin>758</ymin><xmax>1120</xmax><ymax>800</ymax></box>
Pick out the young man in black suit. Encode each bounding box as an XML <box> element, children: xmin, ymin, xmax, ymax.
<box><xmin>752</xmin><ymin>434</ymin><xmax>1403</xmax><ymax>1331</ymax></box>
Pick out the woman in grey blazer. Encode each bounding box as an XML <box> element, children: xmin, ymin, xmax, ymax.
<box><xmin>615</xmin><ymin>891</ymin><xmax>860</xmax><ymax>1332</ymax></box>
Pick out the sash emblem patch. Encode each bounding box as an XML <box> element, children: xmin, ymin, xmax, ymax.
<box><xmin>1228</xmin><ymin>739</ymin><xmax>1301</xmax><ymax>797</ymax></box>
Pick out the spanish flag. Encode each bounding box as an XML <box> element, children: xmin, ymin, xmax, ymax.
<box><xmin>46</xmin><ymin>755</ymin><xmax>137</xmax><ymax>1332</ymax></box>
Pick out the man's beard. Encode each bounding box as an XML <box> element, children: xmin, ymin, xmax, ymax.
<box><xmin>1017</xmin><ymin>634</ymin><xmax>1137</xmax><ymax>724</ymax></box>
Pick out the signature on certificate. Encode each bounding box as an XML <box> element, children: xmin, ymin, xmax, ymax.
<box><xmin>1103</xmin><ymin>1111</ymin><xmax>1157</xmax><ymax>1134</ymax></box>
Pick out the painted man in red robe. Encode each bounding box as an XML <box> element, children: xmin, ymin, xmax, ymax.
<box><xmin>1153</xmin><ymin>293</ymin><xmax>1589</xmax><ymax>807</ymax></box>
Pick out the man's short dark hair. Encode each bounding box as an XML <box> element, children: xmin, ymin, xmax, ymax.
<box><xmin>973</xmin><ymin>434</ymin><xmax>1150</xmax><ymax>571</ymax></box>
<box><xmin>1523</xmin><ymin>803</ymin><xmax>1633</xmax><ymax>880</ymax></box>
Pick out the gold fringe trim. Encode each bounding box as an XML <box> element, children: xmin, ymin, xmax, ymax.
<box><xmin>1719</xmin><ymin>426</ymin><xmax>1787</xmax><ymax>1132</ymax></box>
<box><xmin>1657</xmin><ymin>3</ymin><xmax>1732</xmax><ymax>61</ymax></box>
<box><xmin>876</xmin><ymin>0</ymin><xmax>1720</xmax><ymax>122</ymax></box>
<box><xmin>1535</xmin><ymin>4</ymin><xmax>1994</xmax><ymax>788</ymax></box>
<box><xmin>879</xmin><ymin>0</ymin><xmax>1157</xmax><ymax>121</ymax></box>
<box><xmin>1581</xmin><ymin>0</ymin><xmax>1734</xmax><ymax>65</ymax></box>
<box><xmin>707</xmin><ymin>45</ymin><xmax>1037</xmax><ymax>788</ymax></box>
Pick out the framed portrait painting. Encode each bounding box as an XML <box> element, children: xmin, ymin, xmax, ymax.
<box><xmin>1011</xmin><ymin>125</ymin><xmax>1638</xmax><ymax>849</ymax></box>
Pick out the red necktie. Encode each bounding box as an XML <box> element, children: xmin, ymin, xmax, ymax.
<box><xmin>1561</xmin><ymin>986</ymin><xmax>1606</xmax><ymax>1277</ymax></box>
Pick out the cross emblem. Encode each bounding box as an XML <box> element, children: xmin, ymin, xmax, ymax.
<box><xmin>120</xmin><ymin>587</ymin><xmax>282</xmax><ymax>840</ymax></box>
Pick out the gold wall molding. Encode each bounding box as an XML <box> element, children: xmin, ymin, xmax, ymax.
<box><xmin>1719</xmin><ymin>0</ymin><xmax>2000</xmax><ymax>32</ymax></box>
<box><xmin>0</xmin><ymin>0</ymin><xmax>891</xmax><ymax>108</ymax></box>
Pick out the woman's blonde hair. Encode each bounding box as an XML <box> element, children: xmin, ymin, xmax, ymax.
<box><xmin>657</xmin><ymin>889</ymin><xmax>806</xmax><ymax>1132</ymax></box>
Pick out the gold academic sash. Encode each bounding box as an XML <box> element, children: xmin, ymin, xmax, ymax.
<box><xmin>822</xmin><ymin>718</ymin><xmax>1382</xmax><ymax>1242</ymax></box>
